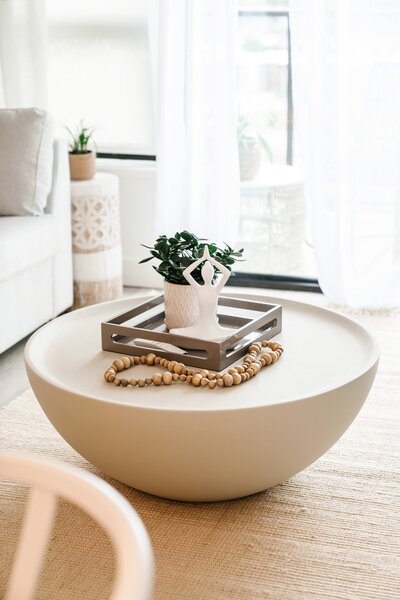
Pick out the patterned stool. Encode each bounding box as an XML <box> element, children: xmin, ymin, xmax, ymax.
<box><xmin>71</xmin><ymin>173</ymin><xmax>123</xmax><ymax>308</ymax></box>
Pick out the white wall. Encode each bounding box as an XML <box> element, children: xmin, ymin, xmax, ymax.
<box><xmin>97</xmin><ymin>158</ymin><xmax>160</xmax><ymax>288</ymax></box>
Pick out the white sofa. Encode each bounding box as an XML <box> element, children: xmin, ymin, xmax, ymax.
<box><xmin>0</xmin><ymin>139</ymin><xmax>73</xmax><ymax>353</ymax></box>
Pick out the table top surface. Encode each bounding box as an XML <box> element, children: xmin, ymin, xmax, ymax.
<box><xmin>25</xmin><ymin>293</ymin><xmax>378</xmax><ymax>412</ymax></box>
<box><xmin>240</xmin><ymin>165</ymin><xmax>304</xmax><ymax>190</ymax></box>
<box><xmin>70</xmin><ymin>171</ymin><xmax>118</xmax><ymax>188</ymax></box>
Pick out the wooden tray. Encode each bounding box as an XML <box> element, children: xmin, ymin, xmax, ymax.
<box><xmin>101</xmin><ymin>294</ymin><xmax>282</xmax><ymax>370</ymax></box>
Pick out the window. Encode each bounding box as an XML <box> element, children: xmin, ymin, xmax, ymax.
<box><xmin>47</xmin><ymin>0</ymin><xmax>318</xmax><ymax>289</ymax></box>
<box><xmin>238</xmin><ymin>0</ymin><xmax>291</xmax><ymax>166</ymax></box>
<box><xmin>46</xmin><ymin>0</ymin><xmax>155</xmax><ymax>157</ymax></box>
<box><xmin>235</xmin><ymin>1</ymin><xmax>319</xmax><ymax>288</ymax></box>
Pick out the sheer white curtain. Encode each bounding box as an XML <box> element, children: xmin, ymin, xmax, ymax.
<box><xmin>290</xmin><ymin>0</ymin><xmax>400</xmax><ymax>308</ymax></box>
<box><xmin>149</xmin><ymin>0</ymin><xmax>240</xmax><ymax>245</ymax></box>
<box><xmin>0</xmin><ymin>0</ymin><xmax>47</xmax><ymax>108</ymax></box>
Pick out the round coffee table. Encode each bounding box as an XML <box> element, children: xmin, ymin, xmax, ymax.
<box><xmin>25</xmin><ymin>293</ymin><xmax>379</xmax><ymax>501</ymax></box>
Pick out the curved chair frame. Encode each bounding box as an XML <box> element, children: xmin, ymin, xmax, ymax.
<box><xmin>0</xmin><ymin>453</ymin><xmax>154</xmax><ymax>600</ymax></box>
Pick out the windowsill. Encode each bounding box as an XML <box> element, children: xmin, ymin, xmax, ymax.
<box><xmin>96</xmin><ymin>157</ymin><xmax>156</xmax><ymax>174</ymax></box>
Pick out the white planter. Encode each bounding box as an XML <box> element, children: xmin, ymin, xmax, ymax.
<box><xmin>163</xmin><ymin>280</ymin><xmax>200</xmax><ymax>330</ymax></box>
<box><xmin>239</xmin><ymin>137</ymin><xmax>262</xmax><ymax>181</ymax></box>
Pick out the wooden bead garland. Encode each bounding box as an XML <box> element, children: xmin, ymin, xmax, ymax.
<box><xmin>103</xmin><ymin>341</ymin><xmax>283</xmax><ymax>390</ymax></box>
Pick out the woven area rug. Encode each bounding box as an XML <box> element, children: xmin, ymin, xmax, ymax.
<box><xmin>1</xmin><ymin>307</ymin><xmax>399</xmax><ymax>599</ymax></box>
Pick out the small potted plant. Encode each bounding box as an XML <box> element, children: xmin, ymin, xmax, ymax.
<box><xmin>237</xmin><ymin>116</ymin><xmax>273</xmax><ymax>181</ymax></box>
<box><xmin>139</xmin><ymin>231</ymin><xmax>244</xmax><ymax>330</ymax></box>
<box><xmin>67</xmin><ymin>121</ymin><xmax>96</xmax><ymax>181</ymax></box>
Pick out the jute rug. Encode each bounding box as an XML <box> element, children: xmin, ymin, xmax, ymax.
<box><xmin>0</xmin><ymin>307</ymin><xmax>399</xmax><ymax>599</ymax></box>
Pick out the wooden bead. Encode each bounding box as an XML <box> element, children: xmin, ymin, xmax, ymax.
<box><xmin>129</xmin><ymin>356</ymin><xmax>136</xmax><ymax>365</ymax></box>
<box><xmin>160</xmin><ymin>358</ymin><xmax>167</xmax><ymax>367</ymax></box>
<box><xmin>228</xmin><ymin>368</ymin><xmax>237</xmax><ymax>375</ymax></box>
<box><xmin>130</xmin><ymin>379</ymin><xmax>138</xmax><ymax>386</ymax></box>
<box><xmin>262</xmin><ymin>340</ymin><xmax>268</xmax><ymax>347</ymax></box>
<box><xmin>172</xmin><ymin>373</ymin><xmax>179</xmax><ymax>381</ymax></box>
<box><xmin>216</xmin><ymin>378</ymin><xmax>224</xmax><ymax>387</ymax></box>
<box><xmin>140</xmin><ymin>355</ymin><xmax>146</xmax><ymax>364</ymax></box>
<box><xmin>223</xmin><ymin>374</ymin><xmax>234</xmax><ymax>387</ymax></box>
<box><xmin>186</xmin><ymin>369</ymin><xmax>194</xmax><ymax>376</ymax></box>
<box><xmin>162</xmin><ymin>372</ymin><xmax>173</xmax><ymax>385</ymax></box>
<box><xmin>236</xmin><ymin>365</ymin><xmax>245</xmax><ymax>374</ymax></box>
<box><xmin>146</xmin><ymin>353</ymin><xmax>156</xmax><ymax>366</ymax></box>
<box><xmin>168</xmin><ymin>361</ymin><xmax>177</xmax><ymax>372</ymax></box>
<box><xmin>145</xmin><ymin>377</ymin><xmax>153</xmax><ymax>385</ymax></box>
<box><xmin>113</xmin><ymin>359</ymin><xmax>124</xmax><ymax>372</ymax></box>
<box><xmin>122</xmin><ymin>357</ymin><xmax>131</xmax><ymax>368</ymax></box>
<box><xmin>153</xmin><ymin>373</ymin><xmax>162</xmax><ymax>386</ymax></box>
<box><xmin>179</xmin><ymin>374</ymin><xmax>187</xmax><ymax>382</ymax></box>
<box><xmin>247</xmin><ymin>368</ymin><xmax>255</xmax><ymax>377</ymax></box>
<box><xmin>120</xmin><ymin>378</ymin><xmax>129</xmax><ymax>387</ymax></box>
<box><xmin>244</xmin><ymin>372</ymin><xmax>251</xmax><ymax>381</ymax></box>
<box><xmin>232</xmin><ymin>373</ymin><xmax>242</xmax><ymax>385</ymax></box>
<box><xmin>263</xmin><ymin>353</ymin><xmax>272</xmax><ymax>366</ymax></box>
<box><xmin>259</xmin><ymin>357</ymin><xmax>267</xmax><ymax>367</ymax></box>
<box><xmin>244</xmin><ymin>355</ymin><xmax>254</xmax><ymax>364</ymax></box>
<box><xmin>114</xmin><ymin>378</ymin><xmax>121</xmax><ymax>386</ymax></box>
<box><xmin>208</xmin><ymin>380</ymin><xmax>216</xmax><ymax>389</ymax></box>
<box><xmin>174</xmin><ymin>363</ymin><xmax>185</xmax><ymax>374</ymax></box>
<box><xmin>154</xmin><ymin>356</ymin><xmax>161</xmax><ymax>364</ymax></box>
<box><xmin>269</xmin><ymin>342</ymin><xmax>281</xmax><ymax>351</ymax></box>
<box><xmin>200</xmin><ymin>369</ymin><xmax>209</xmax><ymax>378</ymax></box>
<box><xmin>134</xmin><ymin>356</ymin><xmax>141</xmax><ymax>364</ymax></box>
<box><xmin>215</xmin><ymin>373</ymin><xmax>223</xmax><ymax>379</ymax></box>
<box><xmin>249</xmin><ymin>344</ymin><xmax>260</xmax><ymax>354</ymax></box>
<box><xmin>200</xmin><ymin>378</ymin><xmax>209</xmax><ymax>387</ymax></box>
<box><xmin>186</xmin><ymin>375</ymin><xmax>193</xmax><ymax>384</ymax></box>
<box><xmin>192</xmin><ymin>374</ymin><xmax>202</xmax><ymax>387</ymax></box>
<box><xmin>107</xmin><ymin>373</ymin><xmax>116</xmax><ymax>382</ymax></box>
<box><xmin>104</xmin><ymin>371</ymin><xmax>112</xmax><ymax>381</ymax></box>
<box><xmin>138</xmin><ymin>379</ymin><xmax>146</xmax><ymax>387</ymax></box>
<box><xmin>271</xmin><ymin>352</ymin><xmax>278</xmax><ymax>363</ymax></box>
<box><xmin>240</xmin><ymin>373</ymin><xmax>247</xmax><ymax>382</ymax></box>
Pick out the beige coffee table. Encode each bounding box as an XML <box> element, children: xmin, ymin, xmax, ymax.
<box><xmin>24</xmin><ymin>293</ymin><xmax>379</xmax><ymax>501</ymax></box>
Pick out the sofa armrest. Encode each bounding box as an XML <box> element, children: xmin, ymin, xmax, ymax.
<box><xmin>46</xmin><ymin>138</ymin><xmax>70</xmax><ymax>220</ymax></box>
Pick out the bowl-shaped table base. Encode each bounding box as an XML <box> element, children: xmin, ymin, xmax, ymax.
<box><xmin>25</xmin><ymin>294</ymin><xmax>379</xmax><ymax>501</ymax></box>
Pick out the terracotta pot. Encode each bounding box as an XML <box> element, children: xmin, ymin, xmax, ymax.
<box><xmin>69</xmin><ymin>151</ymin><xmax>96</xmax><ymax>181</ymax></box>
<box><xmin>163</xmin><ymin>280</ymin><xmax>200</xmax><ymax>330</ymax></box>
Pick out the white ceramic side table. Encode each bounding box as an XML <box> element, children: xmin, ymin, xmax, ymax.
<box><xmin>238</xmin><ymin>165</ymin><xmax>305</xmax><ymax>273</ymax></box>
<box><xmin>71</xmin><ymin>173</ymin><xmax>123</xmax><ymax>308</ymax></box>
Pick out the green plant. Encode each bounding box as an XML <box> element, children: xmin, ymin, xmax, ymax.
<box><xmin>67</xmin><ymin>121</ymin><xmax>95</xmax><ymax>154</ymax></box>
<box><xmin>139</xmin><ymin>231</ymin><xmax>244</xmax><ymax>285</ymax></box>
<box><xmin>237</xmin><ymin>115</ymin><xmax>273</xmax><ymax>162</ymax></box>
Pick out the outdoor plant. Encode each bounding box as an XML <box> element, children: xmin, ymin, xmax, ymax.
<box><xmin>67</xmin><ymin>121</ymin><xmax>95</xmax><ymax>154</ymax></box>
<box><xmin>139</xmin><ymin>231</ymin><xmax>244</xmax><ymax>285</ymax></box>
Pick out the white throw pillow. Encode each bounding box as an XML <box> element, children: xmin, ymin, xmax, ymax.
<box><xmin>0</xmin><ymin>108</ymin><xmax>55</xmax><ymax>216</ymax></box>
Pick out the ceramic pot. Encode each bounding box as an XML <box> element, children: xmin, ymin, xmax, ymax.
<box><xmin>163</xmin><ymin>280</ymin><xmax>200</xmax><ymax>330</ymax></box>
<box><xmin>69</xmin><ymin>151</ymin><xmax>96</xmax><ymax>181</ymax></box>
<box><xmin>239</xmin><ymin>136</ymin><xmax>262</xmax><ymax>181</ymax></box>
